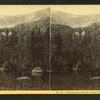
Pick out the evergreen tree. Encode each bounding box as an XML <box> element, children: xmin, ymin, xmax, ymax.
<box><xmin>52</xmin><ymin>28</ymin><xmax>64</xmax><ymax>71</ymax></box>
<box><xmin>54</xmin><ymin>30</ymin><xmax>63</xmax><ymax>57</ymax></box>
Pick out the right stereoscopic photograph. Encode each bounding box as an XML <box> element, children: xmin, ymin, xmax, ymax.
<box><xmin>51</xmin><ymin>6</ymin><xmax>100</xmax><ymax>90</ymax></box>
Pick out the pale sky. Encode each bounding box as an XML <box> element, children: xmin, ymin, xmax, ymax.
<box><xmin>0</xmin><ymin>5</ymin><xmax>100</xmax><ymax>15</ymax></box>
<box><xmin>52</xmin><ymin>5</ymin><xmax>100</xmax><ymax>15</ymax></box>
<box><xmin>0</xmin><ymin>5</ymin><xmax>49</xmax><ymax>15</ymax></box>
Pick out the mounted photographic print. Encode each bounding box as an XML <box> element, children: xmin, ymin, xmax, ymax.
<box><xmin>0</xmin><ymin>5</ymin><xmax>100</xmax><ymax>94</ymax></box>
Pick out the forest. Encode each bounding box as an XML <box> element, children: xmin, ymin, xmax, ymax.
<box><xmin>0</xmin><ymin>6</ymin><xmax>100</xmax><ymax>90</ymax></box>
<box><xmin>0</xmin><ymin>21</ymin><xmax>100</xmax><ymax>90</ymax></box>
<box><xmin>0</xmin><ymin>24</ymin><xmax>50</xmax><ymax>90</ymax></box>
<box><xmin>51</xmin><ymin>23</ymin><xmax>100</xmax><ymax>90</ymax></box>
<box><xmin>0</xmin><ymin>22</ymin><xmax>100</xmax><ymax>90</ymax></box>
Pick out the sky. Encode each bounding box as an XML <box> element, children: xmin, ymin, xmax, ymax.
<box><xmin>0</xmin><ymin>5</ymin><xmax>100</xmax><ymax>15</ymax></box>
<box><xmin>0</xmin><ymin>5</ymin><xmax>49</xmax><ymax>15</ymax></box>
<box><xmin>52</xmin><ymin>5</ymin><xmax>100</xmax><ymax>15</ymax></box>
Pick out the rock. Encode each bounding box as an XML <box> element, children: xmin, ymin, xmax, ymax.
<box><xmin>31</xmin><ymin>67</ymin><xmax>43</xmax><ymax>77</ymax></box>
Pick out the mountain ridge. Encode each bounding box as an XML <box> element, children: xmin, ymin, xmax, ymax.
<box><xmin>0</xmin><ymin>7</ymin><xmax>100</xmax><ymax>29</ymax></box>
<box><xmin>0</xmin><ymin>7</ymin><xmax>50</xmax><ymax>28</ymax></box>
<box><xmin>51</xmin><ymin>9</ymin><xmax>100</xmax><ymax>28</ymax></box>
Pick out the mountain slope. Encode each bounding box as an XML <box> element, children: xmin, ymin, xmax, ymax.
<box><xmin>51</xmin><ymin>9</ymin><xmax>100</xmax><ymax>28</ymax></box>
<box><xmin>0</xmin><ymin>7</ymin><xmax>50</xmax><ymax>28</ymax></box>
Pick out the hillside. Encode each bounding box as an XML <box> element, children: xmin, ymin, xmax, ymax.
<box><xmin>0</xmin><ymin>7</ymin><xmax>50</xmax><ymax>28</ymax></box>
<box><xmin>51</xmin><ymin>9</ymin><xmax>100</xmax><ymax>28</ymax></box>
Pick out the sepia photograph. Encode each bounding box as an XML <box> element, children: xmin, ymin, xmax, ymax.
<box><xmin>0</xmin><ymin>6</ymin><xmax>50</xmax><ymax>90</ymax></box>
<box><xmin>51</xmin><ymin>5</ymin><xmax>100</xmax><ymax>90</ymax></box>
<box><xmin>0</xmin><ymin>5</ymin><xmax>100</xmax><ymax>91</ymax></box>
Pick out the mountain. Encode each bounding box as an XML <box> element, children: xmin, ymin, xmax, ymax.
<box><xmin>51</xmin><ymin>9</ymin><xmax>100</xmax><ymax>28</ymax></box>
<box><xmin>0</xmin><ymin>7</ymin><xmax>50</xmax><ymax>28</ymax></box>
<box><xmin>1</xmin><ymin>7</ymin><xmax>100</xmax><ymax>29</ymax></box>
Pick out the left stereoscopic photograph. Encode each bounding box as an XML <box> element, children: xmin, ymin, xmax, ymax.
<box><xmin>0</xmin><ymin>6</ymin><xmax>50</xmax><ymax>90</ymax></box>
